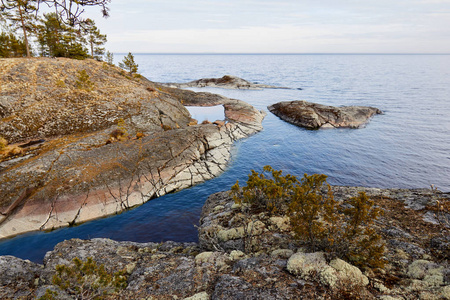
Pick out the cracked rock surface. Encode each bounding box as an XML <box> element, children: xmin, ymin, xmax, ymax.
<box><xmin>0</xmin><ymin>58</ymin><xmax>265</xmax><ymax>239</ymax></box>
<box><xmin>0</xmin><ymin>186</ymin><xmax>448</xmax><ymax>299</ymax></box>
<box><xmin>268</xmin><ymin>100</ymin><xmax>382</xmax><ymax>129</ymax></box>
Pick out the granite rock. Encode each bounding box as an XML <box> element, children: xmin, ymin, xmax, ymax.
<box><xmin>268</xmin><ymin>100</ymin><xmax>382</xmax><ymax>129</ymax></box>
<box><xmin>0</xmin><ymin>58</ymin><xmax>266</xmax><ymax>239</ymax></box>
<box><xmin>161</xmin><ymin>75</ymin><xmax>291</xmax><ymax>90</ymax></box>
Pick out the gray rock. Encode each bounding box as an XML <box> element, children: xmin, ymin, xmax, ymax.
<box><xmin>35</xmin><ymin>285</ymin><xmax>72</xmax><ymax>300</ymax></box>
<box><xmin>161</xmin><ymin>75</ymin><xmax>291</xmax><ymax>90</ymax></box>
<box><xmin>0</xmin><ymin>255</ymin><xmax>42</xmax><ymax>299</ymax></box>
<box><xmin>268</xmin><ymin>100</ymin><xmax>382</xmax><ymax>129</ymax></box>
<box><xmin>0</xmin><ymin>184</ymin><xmax>449</xmax><ymax>299</ymax></box>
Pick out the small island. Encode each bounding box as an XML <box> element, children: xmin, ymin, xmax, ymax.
<box><xmin>161</xmin><ymin>75</ymin><xmax>292</xmax><ymax>90</ymax></box>
<box><xmin>268</xmin><ymin>100</ymin><xmax>382</xmax><ymax>129</ymax></box>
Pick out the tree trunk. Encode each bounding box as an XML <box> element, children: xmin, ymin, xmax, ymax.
<box><xmin>17</xmin><ymin>2</ymin><xmax>31</xmax><ymax>58</ymax></box>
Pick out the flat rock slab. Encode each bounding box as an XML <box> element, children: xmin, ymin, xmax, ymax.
<box><xmin>161</xmin><ymin>75</ymin><xmax>292</xmax><ymax>90</ymax></box>
<box><xmin>268</xmin><ymin>100</ymin><xmax>382</xmax><ymax>129</ymax></box>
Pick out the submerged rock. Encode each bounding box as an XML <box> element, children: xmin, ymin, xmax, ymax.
<box><xmin>161</xmin><ymin>75</ymin><xmax>292</xmax><ymax>90</ymax></box>
<box><xmin>0</xmin><ymin>58</ymin><xmax>266</xmax><ymax>239</ymax></box>
<box><xmin>268</xmin><ymin>100</ymin><xmax>382</xmax><ymax>129</ymax></box>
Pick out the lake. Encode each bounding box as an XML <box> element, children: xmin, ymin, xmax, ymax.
<box><xmin>1</xmin><ymin>54</ymin><xmax>449</xmax><ymax>262</ymax></box>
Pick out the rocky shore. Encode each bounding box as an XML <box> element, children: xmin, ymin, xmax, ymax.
<box><xmin>0</xmin><ymin>186</ymin><xmax>448</xmax><ymax>299</ymax></box>
<box><xmin>0</xmin><ymin>58</ymin><xmax>265</xmax><ymax>239</ymax></box>
<box><xmin>161</xmin><ymin>75</ymin><xmax>292</xmax><ymax>90</ymax></box>
<box><xmin>268</xmin><ymin>100</ymin><xmax>382</xmax><ymax>129</ymax></box>
<box><xmin>1</xmin><ymin>58</ymin><xmax>449</xmax><ymax>300</ymax></box>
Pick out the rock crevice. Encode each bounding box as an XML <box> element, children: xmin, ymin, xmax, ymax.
<box><xmin>1</xmin><ymin>186</ymin><xmax>448</xmax><ymax>299</ymax></box>
<box><xmin>0</xmin><ymin>58</ymin><xmax>265</xmax><ymax>239</ymax></box>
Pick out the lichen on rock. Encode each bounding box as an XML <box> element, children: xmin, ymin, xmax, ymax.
<box><xmin>0</xmin><ymin>185</ymin><xmax>449</xmax><ymax>299</ymax></box>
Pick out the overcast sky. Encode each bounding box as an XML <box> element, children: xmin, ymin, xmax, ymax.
<box><xmin>84</xmin><ymin>0</ymin><xmax>450</xmax><ymax>53</ymax></box>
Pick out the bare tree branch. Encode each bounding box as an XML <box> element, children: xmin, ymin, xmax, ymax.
<box><xmin>38</xmin><ymin>0</ymin><xmax>110</xmax><ymax>26</ymax></box>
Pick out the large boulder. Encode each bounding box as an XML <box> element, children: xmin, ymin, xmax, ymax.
<box><xmin>268</xmin><ymin>100</ymin><xmax>381</xmax><ymax>129</ymax></box>
<box><xmin>0</xmin><ymin>58</ymin><xmax>266</xmax><ymax>239</ymax></box>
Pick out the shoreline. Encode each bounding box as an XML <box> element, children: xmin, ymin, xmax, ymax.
<box><xmin>1</xmin><ymin>184</ymin><xmax>448</xmax><ymax>299</ymax></box>
<box><xmin>0</xmin><ymin>58</ymin><xmax>266</xmax><ymax>241</ymax></box>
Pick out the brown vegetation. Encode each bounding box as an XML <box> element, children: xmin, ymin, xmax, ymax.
<box><xmin>231</xmin><ymin>166</ymin><xmax>386</xmax><ymax>269</ymax></box>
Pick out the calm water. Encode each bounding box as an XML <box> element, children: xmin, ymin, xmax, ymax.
<box><xmin>1</xmin><ymin>54</ymin><xmax>449</xmax><ymax>262</ymax></box>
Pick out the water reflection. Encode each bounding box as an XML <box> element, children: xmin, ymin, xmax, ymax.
<box><xmin>185</xmin><ymin>105</ymin><xmax>225</xmax><ymax>123</ymax></box>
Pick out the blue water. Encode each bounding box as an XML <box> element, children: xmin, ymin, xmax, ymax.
<box><xmin>1</xmin><ymin>54</ymin><xmax>449</xmax><ymax>263</ymax></box>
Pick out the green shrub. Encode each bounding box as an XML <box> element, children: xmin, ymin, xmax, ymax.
<box><xmin>0</xmin><ymin>136</ymin><xmax>7</xmax><ymax>151</ymax></box>
<box><xmin>75</xmin><ymin>69</ymin><xmax>94</xmax><ymax>91</ymax></box>
<box><xmin>55</xmin><ymin>79</ymin><xmax>66</xmax><ymax>88</ymax></box>
<box><xmin>232</xmin><ymin>166</ymin><xmax>386</xmax><ymax>269</ymax></box>
<box><xmin>340</xmin><ymin>192</ymin><xmax>385</xmax><ymax>268</ymax></box>
<box><xmin>52</xmin><ymin>257</ymin><xmax>127</xmax><ymax>299</ymax></box>
<box><xmin>231</xmin><ymin>165</ymin><xmax>298</xmax><ymax>215</ymax></box>
<box><xmin>289</xmin><ymin>173</ymin><xmax>338</xmax><ymax>252</ymax></box>
<box><xmin>38</xmin><ymin>288</ymin><xmax>58</xmax><ymax>300</ymax></box>
<box><xmin>117</xmin><ymin>118</ymin><xmax>128</xmax><ymax>137</ymax></box>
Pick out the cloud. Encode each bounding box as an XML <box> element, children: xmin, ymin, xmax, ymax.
<box><xmin>106</xmin><ymin>23</ymin><xmax>450</xmax><ymax>53</ymax></box>
<box><xmin>86</xmin><ymin>0</ymin><xmax>450</xmax><ymax>53</ymax></box>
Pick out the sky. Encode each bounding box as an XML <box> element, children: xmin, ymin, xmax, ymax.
<box><xmin>83</xmin><ymin>0</ymin><xmax>450</xmax><ymax>54</ymax></box>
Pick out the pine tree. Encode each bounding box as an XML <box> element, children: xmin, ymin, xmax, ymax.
<box><xmin>0</xmin><ymin>31</ymin><xmax>27</xmax><ymax>57</ymax></box>
<box><xmin>36</xmin><ymin>12</ymin><xmax>89</xmax><ymax>59</ymax></box>
<box><xmin>105</xmin><ymin>51</ymin><xmax>114</xmax><ymax>65</ymax></box>
<box><xmin>119</xmin><ymin>52</ymin><xmax>138</xmax><ymax>75</ymax></box>
<box><xmin>1</xmin><ymin>0</ymin><xmax>111</xmax><ymax>58</ymax></box>
<box><xmin>1</xmin><ymin>0</ymin><xmax>37</xmax><ymax>57</ymax></box>
<box><xmin>83</xmin><ymin>18</ymin><xmax>107</xmax><ymax>60</ymax></box>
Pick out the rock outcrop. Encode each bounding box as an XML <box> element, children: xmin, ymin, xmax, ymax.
<box><xmin>268</xmin><ymin>100</ymin><xmax>382</xmax><ymax>129</ymax></box>
<box><xmin>0</xmin><ymin>186</ymin><xmax>448</xmax><ymax>299</ymax></box>
<box><xmin>0</xmin><ymin>58</ymin><xmax>265</xmax><ymax>239</ymax></box>
<box><xmin>161</xmin><ymin>75</ymin><xmax>292</xmax><ymax>90</ymax></box>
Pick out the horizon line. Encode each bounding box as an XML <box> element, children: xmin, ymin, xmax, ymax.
<box><xmin>113</xmin><ymin>52</ymin><xmax>450</xmax><ymax>55</ymax></box>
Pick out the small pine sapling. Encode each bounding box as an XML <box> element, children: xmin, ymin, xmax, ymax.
<box><xmin>119</xmin><ymin>52</ymin><xmax>138</xmax><ymax>75</ymax></box>
<box><xmin>105</xmin><ymin>51</ymin><xmax>114</xmax><ymax>65</ymax></box>
<box><xmin>106</xmin><ymin>118</ymin><xmax>129</xmax><ymax>144</ymax></box>
<box><xmin>232</xmin><ymin>166</ymin><xmax>386</xmax><ymax>269</ymax></box>
<box><xmin>231</xmin><ymin>165</ymin><xmax>298</xmax><ymax>215</ymax></box>
<box><xmin>75</xmin><ymin>69</ymin><xmax>94</xmax><ymax>91</ymax></box>
<box><xmin>341</xmin><ymin>192</ymin><xmax>385</xmax><ymax>268</ymax></box>
<box><xmin>52</xmin><ymin>257</ymin><xmax>127</xmax><ymax>299</ymax></box>
<box><xmin>289</xmin><ymin>173</ymin><xmax>339</xmax><ymax>252</ymax></box>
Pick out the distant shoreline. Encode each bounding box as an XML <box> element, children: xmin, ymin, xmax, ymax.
<box><xmin>114</xmin><ymin>52</ymin><xmax>450</xmax><ymax>55</ymax></box>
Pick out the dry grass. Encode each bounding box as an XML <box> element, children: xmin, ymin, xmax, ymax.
<box><xmin>0</xmin><ymin>137</ymin><xmax>24</xmax><ymax>160</ymax></box>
